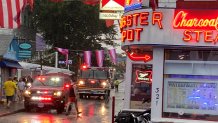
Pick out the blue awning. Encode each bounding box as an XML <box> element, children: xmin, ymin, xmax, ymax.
<box><xmin>0</xmin><ymin>60</ymin><xmax>22</xmax><ymax>69</ymax></box>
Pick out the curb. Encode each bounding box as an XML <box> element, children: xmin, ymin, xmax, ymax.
<box><xmin>0</xmin><ymin>108</ymin><xmax>24</xmax><ymax>117</ymax></box>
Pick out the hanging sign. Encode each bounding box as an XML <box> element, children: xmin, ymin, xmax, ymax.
<box><xmin>173</xmin><ymin>10</ymin><xmax>218</xmax><ymax>43</ymax></box>
<box><xmin>100</xmin><ymin>0</ymin><xmax>125</xmax><ymax>11</ymax></box>
<box><xmin>19</xmin><ymin>43</ymin><xmax>32</xmax><ymax>49</ymax></box>
<box><xmin>135</xmin><ymin>70</ymin><xmax>152</xmax><ymax>83</ymax></box>
<box><xmin>125</xmin><ymin>0</ymin><xmax>142</xmax><ymax>12</ymax></box>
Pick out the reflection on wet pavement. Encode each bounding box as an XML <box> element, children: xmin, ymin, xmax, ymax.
<box><xmin>0</xmin><ymin>83</ymin><xmax>125</xmax><ymax>123</ymax></box>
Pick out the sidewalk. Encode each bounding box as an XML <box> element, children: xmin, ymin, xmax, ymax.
<box><xmin>110</xmin><ymin>81</ymin><xmax>125</xmax><ymax>114</ymax></box>
<box><xmin>0</xmin><ymin>100</ymin><xmax>24</xmax><ymax>117</ymax></box>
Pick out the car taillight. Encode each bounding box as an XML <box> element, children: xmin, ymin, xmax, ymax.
<box><xmin>64</xmin><ymin>84</ymin><xmax>70</xmax><ymax>88</ymax></box>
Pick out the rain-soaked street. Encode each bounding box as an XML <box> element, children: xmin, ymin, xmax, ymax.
<box><xmin>0</xmin><ymin>82</ymin><xmax>125</xmax><ymax>123</ymax></box>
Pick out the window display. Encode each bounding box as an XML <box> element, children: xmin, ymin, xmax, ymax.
<box><xmin>163</xmin><ymin>49</ymin><xmax>218</xmax><ymax>121</ymax></box>
<box><xmin>130</xmin><ymin>64</ymin><xmax>152</xmax><ymax>109</ymax></box>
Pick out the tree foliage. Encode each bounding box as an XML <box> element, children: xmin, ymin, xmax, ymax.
<box><xmin>29</xmin><ymin>0</ymin><xmax>118</xmax><ymax>71</ymax></box>
<box><xmin>31</xmin><ymin>0</ymin><xmax>117</xmax><ymax>51</ymax></box>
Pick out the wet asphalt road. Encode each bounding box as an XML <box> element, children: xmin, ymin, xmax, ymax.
<box><xmin>0</xmin><ymin>82</ymin><xmax>125</xmax><ymax>123</ymax></box>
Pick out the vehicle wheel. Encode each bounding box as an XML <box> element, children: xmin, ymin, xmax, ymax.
<box><xmin>57</xmin><ymin>108</ymin><xmax>64</xmax><ymax>114</ymax></box>
<box><xmin>79</xmin><ymin>94</ymin><xmax>83</xmax><ymax>99</ymax></box>
<box><xmin>57</xmin><ymin>105</ymin><xmax>64</xmax><ymax>114</ymax></box>
<box><xmin>24</xmin><ymin>103</ymin><xmax>31</xmax><ymax>112</ymax></box>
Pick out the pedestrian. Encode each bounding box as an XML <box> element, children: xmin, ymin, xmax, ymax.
<box><xmin>3</xmin><ymin>77</ymin><xmax>17</xmax><ymax>108</ymax></box>
<box><xmin>12</xmin><ymin>76</ymin><xmax>18</xmax><ymax>102</ymax></box>
<box><xmin>17</xmin><ymin>78</ymin><xmax>26</xmax><ymax>102</ymax></box>
<box><xmin>65</xmin><ymin>83</ymin><xmax>81</xmax><ymax>116</ymax></box>
<box><xmin>114</xmin><ymin>78</ymin><xmax>122</xmax><ymax>92</ymax></box>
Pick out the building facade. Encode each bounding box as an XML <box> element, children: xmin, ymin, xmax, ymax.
<box><xmin>0</xmin><ymin>34</ymin><xmax>22</xmax><ymax>100</ymax></box>
<box><xmin>121</xmin><ymin>0</ymin><xmax>218</xmax><ymax>122</ymax></box>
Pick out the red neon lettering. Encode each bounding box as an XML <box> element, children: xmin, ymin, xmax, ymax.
<box><xmin>127</xmin><ymin>29</ymin><xmax>134</xmax><ymax>41</ymax></box>
<box><xmin>135</xmin><ymin>28</ymin><xmax>143</xmax><ymax>41</ymax></box>
<box><xmin>140</xmin><ymin>12</ymin><xmax>149</xmax><ymax>25</ymax></box>
<box><xmin>193</xmin><ymin>30</ymin><xmax>203</xmax><ymax>42</ymax></box>
<box><xmin>152</xmin><ymin>12</ymin><xmax>163</xmax><ymax>29</ymax></box>
<box><xmin>183</xmin><ymin>30</ymin><xmax>192</xmax><ymax>41</ymax></box>
<box><xmin>120</xmin><ymin>16</ymin><xmax>127</xmax><ymax>30</ymax></box>
<box><xmin>133</xmin><ymin>13</ymin><xmax>140</xmax><ymax>26</ymax></box>
<box><xmin>121</xmin><ymin>30</ymin><xmax>126</xmax><ymax>42</ymax></box>
<box><xmin>173</xmin><ymin>11</ymin><xmax>218</xmax><ymax>30</ymax></box>
<box><xmin>214</xmin><ymin>34</ymin><xmax>218</xmax><ymax>43</ymax></box>
<box><xmin>127</xmin><ymin>52</ymin><xmax>152</xmax><ymax>62</ymax></box>
<box><xmin>204</xmin><ymin>31</ymin><xmax>213</xmax><ymax>42</ymax></box>
<box><xmin>127</xmin><ymin>15</ymin><xmax>133</xmax><ymax>27</ymax></box>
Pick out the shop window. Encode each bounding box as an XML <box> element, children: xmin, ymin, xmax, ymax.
<box><xmin>163</xmin><ymin>49</ymin><xmax>218</xmax><ymax>121</ymax></box>
<box><xmin>130</xmin><ymin>64</ymin><xmax>152</xmax><ymax>109</ymax></box>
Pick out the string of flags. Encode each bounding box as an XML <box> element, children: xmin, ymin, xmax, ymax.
<box><xmin>55</xmin><ymin>47</ymin><xmax>117</xmax><ymax>67</ymax></box>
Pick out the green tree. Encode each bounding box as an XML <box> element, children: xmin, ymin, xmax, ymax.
<box><xmin>29</xmin><ymin>0</ymin><xmax>118</xmax><ymax>71</ymax></box>
<box><xmin>32</xmin><ymin>0</ymin><xmax>117</xmax><ymax>50</ymax></box>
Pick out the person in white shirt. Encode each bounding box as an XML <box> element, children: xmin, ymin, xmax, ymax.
<box><xmin>17</xmin><ymin>78</ymin><xmax>26</xmax><ymax>101</ymax></box>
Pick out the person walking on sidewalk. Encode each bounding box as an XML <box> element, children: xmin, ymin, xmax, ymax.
<box><xmin>3</xmin><ymin>77</ymin><xmax>17</xmax><ymax>108</ymax></box>
<box><xmin>17</xmin><ymin>78</ymin><xmax>26</xmax><ymax>102</ymax></box>
<box><xmin>12</xmin><ymin>76</ymin><xmax>18</xmax><ymax>102</ymax></box>
<box><xmin>114</xmin><ymin>78</ymin><xmax>122</xmax><ymax>92</ymax></box>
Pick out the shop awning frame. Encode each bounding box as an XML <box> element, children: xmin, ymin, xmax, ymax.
<box><xmin>0</xmin><ymin>60</ymin><xmax>23</xmax><ymax>69</ymax></box>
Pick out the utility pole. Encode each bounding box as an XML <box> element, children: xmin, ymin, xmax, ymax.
<box><xmin>55</xmin><ymin>52</ymin><xmax>58</xmax><ymax>68</ymax></box>
<box><xmin>40</xmin><ymin>51</ymin><xmax>43</xmax><ymax>75</ymax></box>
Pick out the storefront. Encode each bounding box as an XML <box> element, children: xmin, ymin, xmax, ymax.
<box><xmin>120</xmin><ymin>5</ymin><xmax>218</xmax><ymax>123</ymax></box>
<box><xmin>0</xmin><ymin>34</ymin><xmax>22</xmax><ymax>100</ymax></box>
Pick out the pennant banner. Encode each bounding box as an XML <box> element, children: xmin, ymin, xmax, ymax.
<box><xmin>109</xmin><ymin>48</ymin><xmax>117</xmax><ymax>64</ymax></box>
<box><xmin>36</xmin><ymin>33</ymin><xmax>46</xmax><ymax>51</ymax></box>
<box><xmin>55</xmin><ymin>47</ymin><xmax>69</xmax><ymax>65</ymax></box>
<box><xmin>84</xmin><ymin>51</ymin><xmax>92</xmax><ymax>67</ymax></box>
<box><xmin>95</xmin><ymin>50</ymin><xmax>104</xmax><ymax>67</ymax></box>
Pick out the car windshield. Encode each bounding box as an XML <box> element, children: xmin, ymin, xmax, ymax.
<box><xmin>32</xmin><ymin>76</ymin><xmax>65</xmax><ymax>87</ymax></box>
<box><xmin>80</xmin><ymin>70</ymin><xmax>108</xmax><ymax>79</ymax></box>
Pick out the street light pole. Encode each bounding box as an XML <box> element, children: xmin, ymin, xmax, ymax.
<box><xmin>55</xmin><ymin>52</ymin><xmax>58</xmax><ymax>68</ymax></box>
<box><xmin>40</xmin><ymin>51</ymin><xmax>43</xmax><ymax>75</ymax></box>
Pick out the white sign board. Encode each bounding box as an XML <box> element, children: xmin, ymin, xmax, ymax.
<box><xmin>99</xmin><ymin>12</ymin><xmax>122</xmax><ymax>20</ymax></box>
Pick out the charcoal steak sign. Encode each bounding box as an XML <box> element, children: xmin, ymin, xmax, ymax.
<box><xmin>135</xmin><ymin>70</ymin><xmax>152</xmax><ymax>83</ymax></box>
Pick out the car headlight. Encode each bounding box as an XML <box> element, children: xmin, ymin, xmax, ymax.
<box><xmin>102</xmin><ymin>82</ymin><xmax>107</xmax><ymax>86</ymax></box>
<box><xmin>54</xmin><ymin>91</ymin><xmax>62</xmax><ymax>96</ymax></box>
<box><xmin>27</xmin><ymin>82</ymin><xmax>31</xmax><ymax>87</ymax></box>
<box><xmin>25</xmin><ymin>90</ymin><xmax>31</xmax><ymax>95</ymax></box>
<box><xmin>79</xmin><ymin>80</ymin><xmax>84</xmax><ymax>85</ymax></box>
